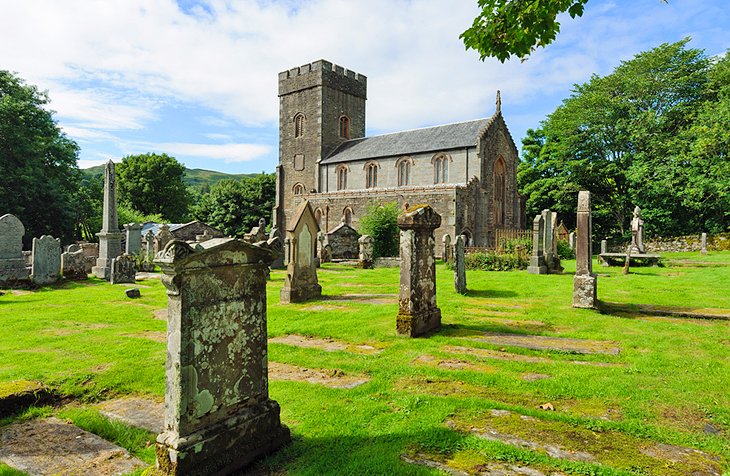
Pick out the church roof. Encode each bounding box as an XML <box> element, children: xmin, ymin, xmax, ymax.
<box><xmin>320</xmin><ymin>117</ymin><xmax>492</xmax><ymax>164</ymax></box>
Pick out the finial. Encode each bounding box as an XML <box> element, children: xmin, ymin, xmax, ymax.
<box><xmin>496</xmin><ymin>90</ymin><xmax>501</xmax><ymax>114</ymax></box>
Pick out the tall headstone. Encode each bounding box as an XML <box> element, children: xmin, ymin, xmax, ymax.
<box><xmin>156</xmin><ymin>224</ymin><xmax>173</xmax><ymax>253</ymax></box>
<box><xmin>124</xmin><ymin>223</ymin><xmax>142</xmax><ymax>255</ymax></box>
<box><xmin>569</xmin><ymin>232</ymin><xmax>575</xmax><ymax>252</ymax></box>
<box><xmin>453</xmin><ymin>234</ymin><xmax>467</xmax><ymax>295</ymax></box>
<box><xmin>701</xmin><ymin>233</ymin><xmax>708</xmax><ymax>255</ymax></box>
<box><xmin>527</xmin><ymin>215</ymin><xmax>547</xmax><ymax>275</ymax></box>
<box><xmin>629</xmin><ymin>206</ymin><xmax>645</xmax><ymax>254</ymax></box>
<box><xmin>442</xmin><ymin>234</ymin><xmax>452</xmax><ymax>263</ymax></box>
<box><xmin>110</xmin><ymin>254</ymin><xmax>136</xmax><ymax>285</ymax></box>
<box><xmin>600</xmin><ymin>239</ymin><xmax>607</xmax><ymax>255</ymax></box>
<box><xmin>573</xmin><ymin>191</ymin><xmax>597</xmax><ymax>309</ymax></box>
<box><xmin>0</xmin><ymin>214</ymin><xmax>29</xmax><ymax>282</ymax></box>
<box><xmin>92</xmin><ymin>160</ymin><xmax>123</xmax><ymax>279</ymax></box>
<box><xmin>542</xmin><ymin>210</ymin><xmax>554</xmax><ymax>268</ymax></box>
<box><xmin>31</xmin><ymin>235</ymin><xmax>61</xmax><ymax>285</ymax></box>
<box><xmin>269</xmin><ymin>226</ymin><xmax>285</xmax><ymax>269</ymax></box>
<box><xmin>396</xmin><ymin>205</ymin><xmax>442</xmax><ymax>337</ymax></box>
<box><xmin>280</xmin><ymin>201</ymin><xmax>322</xmax><ymax>303</ymax></box>
<box><xmin>61</xmin><ymin>249</ymin><xmax>88</xmax><ymax>280</ymax></box>
<box><xmin>357</xmin><ymin>235</ymin><xmax>374</xmax><ymax>269</ymax></box>
<box><xmin>155</xmin><ymin>239</ymin><xmax>290</xmax><ymax>475</ymax></box>
<box><xmin>144</xmin><ymin>230</ymin><xmax>155</xmax><ymax>262</ymax></box>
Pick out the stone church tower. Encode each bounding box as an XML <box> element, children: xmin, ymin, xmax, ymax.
<box><xmin>274</xmin><ymin>60</ymin><xmax>367</xmax><ymax>232</ymax></box>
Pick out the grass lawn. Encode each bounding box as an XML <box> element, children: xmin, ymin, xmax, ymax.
<box><xmin>0</xmin><ymin>252</ymin><xmax>729</xmax><ymax>475</ymax></box>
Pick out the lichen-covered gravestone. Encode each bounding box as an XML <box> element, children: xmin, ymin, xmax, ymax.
<box><xmin>110</xmin><ymin>254</ymin><xmax>136</xmax><ymax>285</ymax></box>
<box><xmin>573</xmin><ymin>191</ymin><xmax>597</xmax><ymax>308</ymax></box>
<box><xmin>0</xmin><ymin>214</ymin><xmax>29</xmax><ymax>283</ymax></box>
<box><xmin>326</xmin><ymin>222</ymin><xmax>360</xmax><ymax>259</ymax></box>
<box><xmin>31</xmin><ymin>235</ymin><xmax>61</xmax><ymax>285</ymax></box>
<box><xmin>61</xmin><ymin>248</ymin><xmax>87</xmax><ymax>280</ymax></box>
<box><xmin>155</xmin><ymin>239</ymin><xmax>290</xmax><ymax>475</ymax></box>
<box><xmin>124</xmin><ymin>223</ymin><xmax>142</xmax><ymax>255</ymax></box>
<box><xmin>92</xmin><ymin>160</ymin><xmax>123</xmax><ymax>279</ymax></box>
<box><xmin>396</xmin><ymin>205</ymin><xmax>441</xmax><ymax>337</ymax></box>
<box><xmin>527</xmin><ymin>215</ymin><xmax>547</xmax><ymax>275</ymax></box>
<box><xmin>280</xmin><ymin>200</ymin><xmax>322</xmax><ymax>303</ymax></box>
<box><xmin>357</xmin><ymin>235</ymin><xmax>374</xmax><ymax>269</ymax></box>
<box><xmin>453</xmin><ymin>234</ymin><xmax>467</xmax><ymax>294</ymax></box>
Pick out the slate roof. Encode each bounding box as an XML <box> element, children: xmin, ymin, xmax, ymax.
<box><xmin>321</xmin><ymin>117</ymin><xmax>492</xmax><ymax>165</ymax></box>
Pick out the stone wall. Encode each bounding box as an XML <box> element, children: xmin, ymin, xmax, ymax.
<box><xmin>644</xmin><ymin>233</ymin><xmax>730</xmax><ymax>253</ymax></box>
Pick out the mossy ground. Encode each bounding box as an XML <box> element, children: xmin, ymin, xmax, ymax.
<box><xmin>0</xmin><ymin>252</ymin><xmax>729</xmax><ymax>475</ymax></box>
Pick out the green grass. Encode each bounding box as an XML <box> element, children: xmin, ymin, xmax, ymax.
<box><xmin>1</xmin><ymin>252</ymin><xmax>729</xmax><ymax>475</ymax></box>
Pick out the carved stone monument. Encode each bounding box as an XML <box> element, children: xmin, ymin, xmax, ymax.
<box><xmin>573</xmin><ymin>191</ymin><xmax>597</xmax><ymax>309</ymax></box>
<box><xmin>124</xmin><ymin>223</ymin><xmax>142</xmax><ymax>255</ymax></box>
<box><xmin>144</xmin><ymin>230</ymin><xmax>155</xmax><ymax>261</ymax></box>
<box><xmin>442</xmin><ymin>234</ymin><xmax>452</xmax><ymax>263</ymax></box>
<box><xmin>453</xmin><ymin>234</ymin><xmax>467</xmax><ymax>295</ymax></box>
<box><xmin>629</xmin><ymin>206</ymin><xmax>645</xmax><ymax>254</ymax></box>
<box><xmin>155</xmin><ymin>224</ymin><xmax>174</xmax><ymax>253</ymax></box>
<box><xmin>396</xmin><ymin>204</ymin><xmax>441</xmax><ymax>337</ymax></box>
<box><xmin>155</xmin><ymin>239</ymin><xmax>290</xmax><ymax>475</ymax></box>
<box><xmin>110</xmin><ymin>254</ymin><xmax>136</xmax><ymax>285</ymax></box>
<box><xmin>280</xmin><ymin>201</ymin><xmax>322</xmax><ymax>303</ymax></box>
<box><xmin>245</xmin><ymin>218</ymin><xmax>268</xmax><ymax>244</ymax></box>
<box><xmin>92</xmin><ymin>160</ymin><xmax>123</xmax><ymax>279</ymax></box>
<box><xmin>0</xmin><ymin>214</ymin><xmax>29</xmax><ymax>283</ymax></box>
<box><xmin>326</xmin><ymin>222</ymin><xmax>360</xmax><ymax>259</ymax></box>
<box><xmin>527</xmin><ymin>215</ymin><xmax>547</xmax><ymax>275</ymax></box>
<box><xmin>357</xmin><ymin>235</ymin><xmax>374</xmax><ymax>269</ymax></box>
<box><xmin>61</xmin><ymin>248</ymin><xmax>88</xmax><ymax>280</ymax></box>
<box><xmin>31</xmin><ymin>235</ymin><xmax>61</xmax><ymax>285</ymax></box>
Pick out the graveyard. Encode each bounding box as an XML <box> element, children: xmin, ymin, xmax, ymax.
<box><xmin>1</xmin><ymin>249</ymin><xmax>729</xmax><ymax>475</ymax></box>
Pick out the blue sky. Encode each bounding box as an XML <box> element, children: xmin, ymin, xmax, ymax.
<box><xmin>1</xmin><ymin>0</ymin><xmax>728</xmax><ymax>174</ymax></box>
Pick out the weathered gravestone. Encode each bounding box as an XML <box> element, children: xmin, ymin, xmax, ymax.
<box><xmin>396</xmin><ymin>205</ymin><xmax>441</xmax><ymax>337</ymax></box>
<box><xmin>269</xmin><ymin>226</ymin><xmax>285</xmax><ymax>269</ymax></box>
<box><xmin>543</xmin><ymin>209</ymin><xmax>563</xmax><ymax>273</ymax></box>
<box><xmin>144</xmin><ymin>230</ymin><xmax>155</xmax><ymax>261</ymax></box>
<box><xmin>0</xmin><ymin>214</ymin><xmax>29</xmax><ymax>283</ymax></box>
<box><xmin>245</xmin><ymin>218</ymin><xmax>268</xmax><ymax>244</ymax></box>
<box><xmin>280</xmin><ymin>201</ymin><xmax>322</xmax><ymax>303</ymax></box>
<box><xmin>701</xmin><ymin>232</ymin><xmax>708</xmax><ymax>255</ymax></box>
<box><xmin>601</xmin><ymin>239</ymin><xmax>608</xmax><ymax>255</ymax></box>
<box><xmin>155</xmin><ymin>239</ymin><xmax>290</xmax><ymax>475</ymax></box>
<box><xmin>155</xmin><ymin>224</ymin><xmax>173</xmax><ymax>253</ymax></box>
<box><xmin>442</xmin><ymin>234</ymin><xmax>452</xmax><ymax>263</ymax></box>
<box><xmin>569</xmin><ymin>232</ymin><xmax>575</xmax><ymax>252</ymax></box>
<box><xmin>124</xmin><ymin>223</ymin><xmax>142</xmax><ymax>255</ymax></box>
<box><xmin>357</xmin><ymin>235</ymin><xmax>374</xmax><ymax>269</ymax></box>
<box><xmin>92</xmin><ymin>161</ymin><xmax>123</xmax><ymax>279</ymax></box>
<box><xmin>31</xmin><ymin>235</ymin><xmax>61</xmax><ymax>285</ymax></box>
<box><xmin>453</xmin><ymin>234</ymin><xmax>467</xmax><ymax>294</ymax></box>
<box><xmin>317</xmin><ymin>232</ymin><xmax>332</xmax><ymax>264</ymax></box>
<box><xmin>110</xmin><ymin>254</ymin><xmax>136</xmax><ymax>285</ymax></box>
<box><xmin>326</xmin><ymin>222</ymin><xmax>360</xmax><ymax>259</ymax></box>
<box><xmin>629</xmin><ymin>206</ymin><xmax>645</xmax><ymax>254</ymax></box>
<box><xmin>527</xmin><ymin>215</ymin><xmax>547</xmax><ymax>275</ymax></box>
<box><xmin>61</xmin><ymin>249</ymin><xmax>87</xmax><ymax>280</ymax></box>
<box><xmin>573</xmin><ymin>191</ymin><xmax>597</xmax><ymax>309</ymax></box>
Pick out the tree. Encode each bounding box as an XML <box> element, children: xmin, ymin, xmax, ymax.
<box><xmin>192</xmin><ymin>174</ymin><xmax>276</xmax><ymax>237</ymax></box>
<box><xmin>358</xmin><ymin>202</ymin><xmax>401</xmax><ymax>258</ymax></box>
<box><xmin>116</xmin><ymin>153</ymin><xmax>190</xmax><ymax>222</ymax></box>
<box><xmin>0</xmin><ymin>70</ymin><xmax>82</xmax><ymax>246</ymax></box>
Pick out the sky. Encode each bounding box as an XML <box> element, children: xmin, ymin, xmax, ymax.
<box><xmin>1</xmin><ymin>0</ymin><xmax>728</xmax><ymax>174</ymax></box>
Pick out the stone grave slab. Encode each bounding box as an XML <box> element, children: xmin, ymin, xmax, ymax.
<box><xmin>465</xmin><ymin>332</ymin><xmax>620</xmax><ymax>355</ymax></box>
<box><xmin>401</xmin><ymin>452</ymin><xmax>566</xmax><ymax>476</ymax></box>
<box><xmin>601</xmin><ymin>302</ymin><xmax>730</xmax><ymax>320</ymax></box>
<box><xmin>324</xmin><ymin>293</ymin><xmax>397</xmax><ymax>305</ymax></box>
<box><xmin>97</xmin><ymin>397</ymin><xmax>165</xmax><ymax>434</ymax></box>
<box><xmin>268</xmin><ymin>362</ymin><xmax>369</xmax><ymax>389</ymax></box>
<box><xmin>269</xmin><ymin>334</ymin><xmax>382</xmax><ymax>354</ymax></box>
<box><xmin>0</xmin><ymin>417</ymin><xmax>146</xmax><ymax>475</ymax></box>
<box><xmin>412</xmin><ymin>355</ymin><xmax>496</xmax><ymax>373</ymax></box>
<box><xmin>441</xmin><ymin>345</ymin><xmax>623</xmax><ymax>367</ymax></box>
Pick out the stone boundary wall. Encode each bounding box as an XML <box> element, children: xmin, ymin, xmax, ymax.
<box><xmin>644</xmin><ymin>233</ymin><xmax>730</xmax><ymax>252</ymax></box>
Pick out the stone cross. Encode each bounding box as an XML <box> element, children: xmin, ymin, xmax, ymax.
<box><xmin>701</xmin><ymin>232</ymin><xmax>708</xmax><ymax>255</ymax></box>
<box><xmin>0</xmin><ymin>213</ymin><xmax>29</xmax><ymax>283</ymax></box>
<box><xmin>280</xmin><ymin>200</ymin><xmax>322</xmax><ymax>303</ymax></box>
<box><xmin>396</xmin><ymin>204</ymin><xmax>441</xmax><ymax>337</ymax></box>
<box><xmin>573</xmin><ymin>191</ymin><xmax>597</xmax><ymax>308</ymax></box>
<box><xmin>629</xmin><ymin>206</ymin><xmax>645</xmax><ymax>254</ymax></box>
<box><xmin>155</xmin><ymin>239</ymin><xmax>290</xmax><ymax>474</ymax></box>
<box><xmin>527</xmin><ymin>214</ymin><xmax>547</xmax><ymax>275</ymax></box>
<box><xmin>92</xmin><ymin>160</ymin><xmax>123</xmax><ymax>279</ymax></box>
<box><xmin>110</xmin><ymin>254</ymin><xmax>136</xmax><ymax>285</ymax></box>
<box><xmin>124</xmin><ymin>223</ymin><xmax>142</xmax><ymax>255</ymax></box>
<box><xmin>31</xmin><ymin>235</ymin><xmax>61</xmax><ymax>285</ymax></box>
<box><xmin>453</xmin><ymin>234</ymin><xmax>467</xmax><ymax>295</ymax></box>
<box><xmin>357</xmin><ymin>235</ymin><xmax>374</xmax><ymax>269</ymax></box>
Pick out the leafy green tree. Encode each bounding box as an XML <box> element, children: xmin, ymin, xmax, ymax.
<box><xmin>193</xmin><ymin>174</ymin><xmax>275</xmax><ymax>237</ymax></box>
<box><xmin>358</xmin><ymin>202</ymin><xmax>401</xmax><ymax>258</ymax></box>
<box><xmin>0</xmin><ymin>70</ymin><xmax>82</xmax><ymax>246</ymax></box>
<box><xmin>116</xmin><ymin>153</ymin><xmax>190</xmax><ymax>222</ymax></box>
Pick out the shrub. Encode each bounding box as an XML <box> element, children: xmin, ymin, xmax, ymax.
<box><xmin>556</xmin><ymin>239</ymin><xmax>574</xmax><ymax>259</ymax></box>
<box><xmin>502</xmin><ymin>237</ymin><xmax>532</xmax><ymax>255</ymax></box>
<box><xmin>463</xmin><ymin>251</ymin><xmax>529</xmax><ymax>271</ymax></box>
<box><xmin>358</xmin><ymin>202</ymin><xmax>400</xmax><ymax>258</ymax></box>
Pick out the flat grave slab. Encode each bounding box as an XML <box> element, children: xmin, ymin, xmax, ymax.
<box><xmin>601</xmin><ymin>302</ymin><xmax>730</xmax><ymax>320</ymax></box>
<box><xmin>464</xmin><ymin>332</ymin><xmax>620</xmax><ymax>355</ymax></box>
<box><xmin>412</xmin><ymin>354</ymin><xmax>496</xmax><ymax>373</ymax></box>
<box><xmin>269</xmin><ymin>334</ymin><xmax>383</xmax><ymax>354</ymax></box>
<box><xmin>97</xmin><ymin>396</ymin><xmax>164</xmax><ymax>433</ymax></box>
<box><xmin>269</xmin><ymin>362</ymin><xmax>369</xmax><ymax>389</ymax></box>
<box><xmin>442</xmin><ymin>345</ymin><xmax>623</xmax><ymax>367</ymax></box>
<box><xmin>401</xmin><ymin>452</ymin><xmax>567</xmax><ymax>476</ymax></box>
<box><xmin>324</xmin><ymin>293</ymin><xmax>397</xmax><ymax>305</ymax></box>
<box><xmin>0</xmin><ymin>417</ymin><xmax>146</xmax><ymax>475</ymax></box>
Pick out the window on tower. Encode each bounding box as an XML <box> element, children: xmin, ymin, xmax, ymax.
<box><xmin>339</xmin><ymin>115</ymin><xmax>350</xmax><ymax>139</ymax></box>
<box><xmin>294</xmin><ymin>113</ymin><xmax>305</xmax><ymax>138</ymax></box>
<box><xmin>292</xmin><ymin>183</ymin><xmax>305</xmax><ymax>195</ymax></box>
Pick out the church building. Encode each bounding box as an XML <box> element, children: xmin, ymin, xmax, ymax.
<box><xmin>273</xmin><ymin>59</ymin><xmax>523</xmax><ymax>247</ymax></box>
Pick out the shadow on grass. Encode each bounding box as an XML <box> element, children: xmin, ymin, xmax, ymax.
<box><xmin>598</xmin><ymin>301</ymin><xmax>730</xmax><ymax>320</ymax></box>
<box><xmin>464</xmin><ymin>289</ymin><xmax>518</xmax><ymax>299</ymax></box>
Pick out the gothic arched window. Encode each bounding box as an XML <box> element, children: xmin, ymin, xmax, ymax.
<box><xmin>396</xmin><ymin>157</ymin><xmax>412</xmax><ymax>186</ymax></box>
<box><xmin>336</xmin><ymin>165</ymin><xmax>348</xmax><ymax>191</ymax></box>
<box><xmin>339</xmin><ymin>115</ymin><xmax>350</xmax><ymax>139</ymax></box>
<box><xmin>365</xmin><ymin>161</ymin><xmax>378</xmax><ymax>188</ymax></box>
<box><xmin>493</xmin><ymin>156</ymin><xmax>506</xmax><ymax>226</ymax></box>
<box><xmin>292</xmin><ymin>183</ymin><xmax>305</xmax><ymax>195</ymax></box>
<box><xmin>343</xmin><ymin>207</ymin><xmax>353</xmax><ymax>226</ymax></box>
<box><xmin>432</xmin><ymin>153</ymin><xmax>450</xmax><ymax>184</ymax></box>
<box><xmin>294</xmin><ymin>113</ymin><xmax>305</xmax><ymax>138</ymax></box>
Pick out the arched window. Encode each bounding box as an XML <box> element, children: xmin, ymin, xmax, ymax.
<box><xmin>432</xmin><ymin>153</ymin><xmax>450</xmax><ymax>184</ymax></box>
<box><xmin>336</xmin><ymin>165</ymin><xmax>348</xmax><ymax>191</ymax></box>
<box><xmin>339</xmin><ymin>115</ymin><xmax>350</xmax><ymax>139</ymax></box>
<box><xmin>493</xmin><ymin>157</ymin><xmax>506</xmax><ymax>226</ymax></box>
<box><xmin>292</xmin><ymin>183</ymin><xmax>305</xmax><ymax>195</ymax></box>
<box><xmin>365</xmin><ymin>161</ymin><xmax>379</xmax><ymax>188</ymax></box>
<box><xmin>294</xmin><ymin>113</ymin><xmax>305</xmax><ymax>138</ymax></box>
<box><xmin>396</xmin><ymin>157</ymin><xmax>412</xmax><ymax>186</ymax></box>
<box><xmin>314</xmin><ymin>208</ymin><xmax>322</xmax><ymax>228</ymax></box>
<box><xmin>343</xmin><ymin>207</ymin><xmax>353</xmax><ymax>226</ymax></box>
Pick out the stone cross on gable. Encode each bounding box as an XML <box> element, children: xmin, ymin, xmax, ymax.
<box><xmin>496</xmin><ymin>90</ymin><xmax>501</xmax><ymax>114</ymax></box>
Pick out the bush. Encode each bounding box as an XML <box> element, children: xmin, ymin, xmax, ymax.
<box><xmin>358</xmin><ymin>202</ymin><xmax>400</xmax><ymax>258</ymax></box>
<box><xmin>556</xmin><ymin>239</ymin><xmax>574</xmax><ymax>259</ymax></box>
<box><xmin>463</xmin><ymin>251</ymin><xmax>529</xmax><ymax>271</ymax></box>
<box><xmin>502</xmin><ymin>237</ymin><xmax>532</xmax><ymax>255</ymax></box>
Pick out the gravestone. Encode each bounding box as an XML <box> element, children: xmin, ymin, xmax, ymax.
<box><xmin>124</xmin><ymin>223</ymin><xmax>142</xmax><ymax>255</ymax></box>
<box><xmin>396</xmin><ymin>204</ymin><xmax>441</xmax><ymax>337</ymax></box>
<box><xmin>701</xmin><ymin>233</ymin><xmax>708</xmax><ymax>255</ymax></box>
<box><xmin>144</xmin><ymin>230</ymin><xmax>155</xmax><ymax>261</ymax></box>
<box><xmin>546</xmin><ymin>210</ymin><xmax>563</xmax><ymax>273</ymax></box>
<box><xmin>527</xmin><ymin>215</ymin><xmax>547</xmax><ymax>275</ymax></box>
<box><xmin>245</xmin><ymin>218</ymin><xmax>267</xmax><ymax>244</ymax></box>
<box><xmin>280</xmin><ymin>201</ymin><xmax>322</xmax><ymax>303</ymax></box>
<box><xmin>92</xmin><ymin>161</ymin><xmax>123</xmax><ymax>279</ymax></box>
<box><xmin>573</xmin><ymin>191</ymin><xmax>597</xmax><ymax>309</ymax></box>
<box><xmin>31</xmin><ymin>235</ymin><xmax>61</xmax><ymax>285</ymax></box>
<box><xmin>357</xmin><ymin>235</ymin><xmax>374</xmax><ymax>269</ymax></box>
<box><xmin>600</xmin><ymin>239</ymin><xmax>609</xmax><ymax>267</ymax></box>
<box><xmin>542</xmin><ymin>209</ymin><xmax>554</xmax><ymax>269</ymax></box>
<box><xmin>442</xmin><ymin>234</ymin><xmax>452</xmax><ymax>263</ymax></box>
<box><xmin>155</xmin><ymin>224</ymin><xmax>173</xmax><ymax>253</ymax></box>
<box><xmin>629</xmin><ymin>206</ymin><xmax>645</xmax><ymax>254</ymax></box>
<box><xmin>269</xmin><ymin>226</ymin><xmax>285</xmax><ymax>269</ymax></box>
<box><xmin>0</xmin><ymin>214</ymin><xmax>29</xmax><ymax>282</ymax></box>
<box><xmin>326</xmin><ymin>223</ymin><xmax>360</xmax><ymax>259</ymax></box>
<box><xmin>61</xmin><ymin>249</ymin><xmax>87</xmax><ymax>280</ymax></box>
<box><xmin>601</xmin><ymin>239</ymin><xmax>607</xmax><ymax>254</ymax></box>
<box><xmin>155</xmin><ymin>239</ymin><xmax>290</xmax><ymax>475</ymax></box>
<box><xmin>80</xmin><ymin>242</ymin><xmax>98</xmax><ymax>273</ymax></box>
<box><xmin>453</xmin><ymin>234</ymin><xmax>467</xmax><ymax>294</ymax></box>
<box><xmin>110</xmin><ymin>254</ymin><xmax>136</xmax><ymax>285</ymax></box>
<box><xmin>569</xmin><ymin>232</ymin><xmax>575</xmax><ymax>251</ymax></box>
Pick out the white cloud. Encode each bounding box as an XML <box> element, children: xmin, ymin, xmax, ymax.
<box><xmin>144</xmin><ymin>142</ymin><xmax>270</xmax><ymax>163</ymax></box>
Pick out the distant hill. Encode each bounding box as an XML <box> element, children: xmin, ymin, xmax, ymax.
<box><xmin>81</xmin><ymin>165</ymin><xmax>261</xmax><ymax>190</ymax></box>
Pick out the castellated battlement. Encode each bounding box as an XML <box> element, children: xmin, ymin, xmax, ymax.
<box><xmin>278</xmin><ymin>59</ymin><xmax>367</xmax><ymax>98</ymax></box>
<box><xmin>279</xmin><ymin>60</ymin><xmax>367</xmax><ymax>84</ymax></box>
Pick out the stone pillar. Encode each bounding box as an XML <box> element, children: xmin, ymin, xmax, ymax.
<box><xmin>527</xmin><ymin>215</ymin><xmax>547</xmax><ymax>275</ymax></box>
<box><xmin>357</xmin><ymin>235</ymin><xmax>374</xmax><ymax>269</ymax></box>
<box><xmin>442</xmin><ymin>234</ymin><xmax>451</xmax><ymax>263</ymax></box>
<box><xmin>569</xmin><ymin>232</ymin><xmax>575</xmax><ymax>252</ymax></box>
<box><xmin>125</xmin><ymin>223</ymin><xmax>142</xmax><ymax>255</ymax></box>
<box><xmin>31</xmin><ymin>235</ymin><xmax>61</xmax><ymax>285</ymax></box>
<box><xmin>600</xmin><ymin>239</ymin><xmax>607</xmax><ymax>255</ymax></box>
<box><xmin>573</xmin><ymin>191</ymin><xmax>597</xmax><ymax>309</ymax></box>
<box><xmin>155</xmin><ymin>239</ymin><xmax>290</xmax><ymax>475</ymax></box>
<box><xmin>453</xmin><ymin>234</ymin><xmax>466</xmax><ymax>295</ymax></box>
<box><xmin>92</xmin><ymin>160</ymin><xmax>123</xmax><ymax>279</ymax></box>
<box><xmin>701</xmin><ymin>233</ymin><xmax>708</xmax><ymax>255</ymax></box>
<box><xmin>396</xmin><ymin>205</ymin><xmax>442</xmax><ymax>337</ymax></box>
<box><xmin>0</xmin><ymin>214</ymin><xmax>29</xmax><ymax>282</ymax></box>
